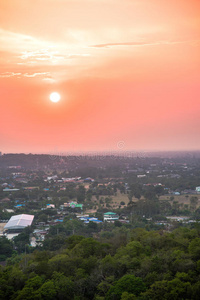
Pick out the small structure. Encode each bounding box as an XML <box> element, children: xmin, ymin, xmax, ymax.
<box><xmin>166</xmin><ymin>216</ymin><xmax>190</xmax><ymax>222</ymax></box>
<box><xmin>104</xmin><ymin>212</ymin><xmax>119</xmax><ymax>222</ymax></box>
<box><xmin>3</xmin><ymin>188</ymin><xmax>19</xmax><ymax>192</ymax></box>
<box><xmin>63</xmin><ymin>202</ymin><xmax>83</xmax><ymax>209</ymax></box>
<box><xmin>84</xmin><ymin>177</ymin><xmax>94</xmax><ymax>182</ymax></box>
<box><xmin>46</xmin><ymin>204</ymin><xmax>55</xmax><ymax>209</ymax></box>
<box><xmin>3</xmin><ymin>209</ymin><xmax>14</xmax><ymax>213</ymax></box>
<box><xmin>14</xmin><ymin>204</ymin><xmax>25</xmax><ymax>208</ymax></box>
<box><xmin>78</xmin><ymin>216</ymin><xmax>102</xmax><ymax>224</ymax></box>
<box><xmin>196</xmin><ymin>187</ymin><xmax>200</xmax><ymax>193</ymax></box>
<box><xmin>0</xmin><ymin>197</ymin><xmax>11</xmax><ymax>203</ymax></box>
<box><xmin>69</xmin><ymin>202</ymin><xmax>77</xmax><ymax>208</ymax></box>
<box><xmin>75</xmin><ymin>204</ymin><xmax>83</xmax><ymax>209</ymax></box>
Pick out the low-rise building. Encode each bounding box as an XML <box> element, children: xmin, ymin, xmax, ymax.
<box><xmin>196</xmin><ymin>186</ymin><xmax>200</xmax><ymax>193</ymax></box>
<box><xmin>104</xmin><ymin>212</ymin><xmax>119</xmax><ymax>222</ymax></box>
<box><xmin>46</xmin><ymin>204</ymin><xmax>55</xmax><ymax>209</ymax></box>
<box><xmin>4</xmin><ymin>214</ymin><xmax>34</xmax><ymax>239</ymax></box>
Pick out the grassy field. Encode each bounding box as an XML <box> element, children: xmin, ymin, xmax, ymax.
<box><xmin>95</xmin><ymin>193</ymin><xmax>200</xmax><ymax>210</ymax></box>
<box><xmin>86</xmin><ymin>192</ymin><xmax>200</xmax><ymax>213</ymax></box>
<box><xmin>112</xmin><ymin>193</ymin><xmax>200</xmax><ymax>206</ymax></box>
<box><xmin>111</xmin><ymin>193</ymin><xmax>137</xmax><ymax>205</ymax></box>
<box><xmin>93</xmin><ymin>192</ymin><xmax>139</xmax><ymax>210</ymax></box>
<box><xmin>159</xmin><ymin>194</ymin><xmax>200</xmax><ymax>206</ymax></box>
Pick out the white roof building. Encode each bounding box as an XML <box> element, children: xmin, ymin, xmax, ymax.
<box><xmin>103</xmin><ymin>212</ymin><xmax>119</xmax><ymax>222</ymax></box>
<box><xmin>4</xmin><ymin>214</ymin><xmax>34</xmax><ymax>230</ymax></box>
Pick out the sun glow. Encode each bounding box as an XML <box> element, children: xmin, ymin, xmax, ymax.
<box><xmin>50</xmin><ymin>92</ymin><xmax>60</xmax><ymax>103</ymax></box>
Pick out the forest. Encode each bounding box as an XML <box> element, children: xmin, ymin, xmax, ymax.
<box><xmin>1</xmin><ymin>225</ymin><xmax>200</xmax><ymax>299</ymax></box>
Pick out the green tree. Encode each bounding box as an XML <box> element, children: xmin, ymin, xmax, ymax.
<box><xmin>77</xmin><ymin>185</ymin><xmax>86</xmax><ymax>203</ymax></box>
<box><xmin>121</xmin><ymin>292</ymin><xmax>136</xmax><ymax>300</ymax></box>
<box><xmin>130</xmin><ymin>184</ymin><xmax>142</xmax><ymax>200</ymax></box>
<box><xmin>38</xmin><ymin>280</ymin><xmax>57</xmax><ymax>300</ymax></box>
<box><xmin>0</xmin><ymin>236</ymin><xmax>14</xmax><ymax>260</ymax></box>
<box><xmin>188</xmin><ymin>238</ymin><xmax>200</xmax><ymax>260</ymax></box>
<box><xmin>52</xmin><ymin>271</ymin><xmax>74</xmax><ymax>300</ymax></box>
<box><xmin>106</xmin><ymin>274</ymin><xmax>146</xmax><ymax>300</ymax></box>
<box><xmin>15</xmin><ymin>276</ymin><xmax>44</xmax><ymax>300</ymax></box>
<box><xmin>190</xmin><ymin>196</ymin><xmax>198</xmax><ymax>211</ymax></box>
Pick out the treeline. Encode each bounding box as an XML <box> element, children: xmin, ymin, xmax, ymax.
<box><xmin>1</xmin><ymin>226</ymin><xmax>200</xmax><ymax>299</ymax></box>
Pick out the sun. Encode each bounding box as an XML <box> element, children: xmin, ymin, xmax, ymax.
<box><xmin>50</xmin><ymin>92</ymin><xmax>61</xmax><ymax>103</ymax></box>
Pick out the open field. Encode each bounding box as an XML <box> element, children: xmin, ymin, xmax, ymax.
<box><xmin>90</xmin><ymin>192</ymin><xmax>139</xmax><ymax>210</ymax></box>
<box><xmin>111</xmin><ymin>193</ymin><xmax>137</xmax><ymax>205</ymax></box>
<box><xmin>159</xmin><ymin>194</ymin><xmax>200</xmax><ymax>207</ymax></box>
<box><xmin>112</xmin><ymin>193</ymin><xmax>200</xmax><ymax>207</ymax></box>
<box><xmin>92</xmin><ymin>193</ymin><xmax>200</xmax><ymax>211</ymax></box>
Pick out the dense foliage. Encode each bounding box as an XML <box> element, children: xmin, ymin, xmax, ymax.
<box><xmin>1</xmin><ymin>226</ymin><xmax>200</xmax><ymax>299</ymax></box>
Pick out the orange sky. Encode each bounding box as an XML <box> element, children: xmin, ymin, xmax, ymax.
<box><xmin>0</xmin><ymin>0</ymin><xmax>200</xmax><ymax>154</ymax></box>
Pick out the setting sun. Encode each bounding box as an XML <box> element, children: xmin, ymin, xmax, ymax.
<box><xmin>50</xmin><ymin>92</ymin><xmax>61</xmax><ymax>103</ymax></box>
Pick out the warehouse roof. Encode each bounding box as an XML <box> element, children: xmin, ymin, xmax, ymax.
<box><xmin>4</xmin><ymin>214</ymin><xmax>34</xmax><ymax>230</ymax></box>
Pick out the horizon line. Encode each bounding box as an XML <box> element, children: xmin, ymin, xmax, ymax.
<box><xmin>1</xmin><ymin>149</ymin><xmax>200</xmax><ymax>156</ymax></box>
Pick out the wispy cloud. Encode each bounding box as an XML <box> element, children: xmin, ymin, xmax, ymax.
<box><xmin>23</xmin><ymin>72</ymin><xmax>51</xmax><ymax>78</ymax></box>
<box><xmin>19</xmin><ymin>49</ymin><xmax>91</xmax><ymax>65</ymax></box>
<box><xmin>19</xmin><ymin>49</ymin><xmax>65</xmax><ymax>64</ymax></box>
<box><xmin>90</xmin><ymin>39</ymin><xmax>199</xmax><ymax>48</ymax></box>
<box><xmin>0</xmin><ymin>71</ymin><xmax>51</xmax><ymax>79</ymax></box>
<box><xmin>0</xmin><ymin>72</ymin><xmax>21</xmax><ymax>78</ymax></box>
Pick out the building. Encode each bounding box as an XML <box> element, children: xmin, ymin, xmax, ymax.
<box><xmin>3</xmin><ymin>188</ymin><xmax>20</xmax><ymax>192</ymax></box>
<box><xmin>196</xmin><ymin>187</ymin><xmax>200</xmax><ymax>193</ymax></box>
<box><xmin>46</xmin><ymin>204</ymin><xmax>55</xmax><ymax>209</ymax></box>
<box><xmin>78</xmin><ymin>216</ymin><xmax>102</xmax><ymax>224</ymax></box>
<box><xmin>103</xmin><ymin>212</ymin><xmax>119</xmax><ymax>222</ymax></box>
<box><xmin>31</xmin><ymin>229</ymin><xmax>48</xmax><ymax>246</ymax></box>
<box><xmin>4</xmin><ymin>214</ymin><xmax>34</xmax><ymax>232</ymax></box>
<box><xmin>0</xmin><ymin>197</ymin><xmax>11</xmax><ymax>203</ymax></box>
<box><xmin>63</xmin><ymin>202</ymin><xmax>83</xmax><ymax>209</ymax></box>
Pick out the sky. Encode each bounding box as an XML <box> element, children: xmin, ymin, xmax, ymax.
<box><xmin>0</xmin><ymin>0</ymin><xmax>200</xmax><ymax>154</ymax></box>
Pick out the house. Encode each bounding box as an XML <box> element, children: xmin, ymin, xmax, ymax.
<box><xmin>3</xmin><ymin>188</ymin><xmax>19</xmax><ymax>192</ymax></box>
<box><xmin>0</xmin><ymin>197</ymin><xmax>11</xmax><ymax>203</ymax></box>
<box><xmin>46</xmin><ymin>204</ymin><xmax>55</xmax><ymax>209</ymax></box>
<box><xmin>31</xmin><ymin>229</ymin><xmax>49</xmax><ymax>246</ymax></box>
<box><xmin>14</xmin><ymin>204</ymin><xmax>25</xmax><ymax>208</ymax></box>
<box><xmin>78</xmin><ymin>216</ymin><xmax>102</xmax><ymax>224</ymax></box>
<box><xmin>103</xmin><ymin>212</ymin><xmax>119</xmax><ymax>222</ymax></box>
<box><xmin>196</xmin><ymin>187</ymin><xmax>200</xmax><ymax>193</ymax></box>
<box><xmin>63</xmin><ymin>202</ymin><xmax>83</xmax><ymax>209</ymax></box>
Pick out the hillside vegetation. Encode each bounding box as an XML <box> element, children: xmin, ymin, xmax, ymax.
<box><xmin>1</xmin><ymin>226</ymin><xmax>200</xmax><ymax>299</ymax></box>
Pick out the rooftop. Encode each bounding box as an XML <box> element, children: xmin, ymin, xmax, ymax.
<box><xmin>4</xmin><ymin>214</ymin><xmax>34</xmax><ymax>230</ymax></box>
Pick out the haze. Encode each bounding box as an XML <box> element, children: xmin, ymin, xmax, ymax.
<box><xmin>0</xmin><ymin>0</ymin><xmax>200</xmax><ymax>153</ymax></box>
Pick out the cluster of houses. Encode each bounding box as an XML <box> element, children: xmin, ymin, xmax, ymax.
<box><xmin>2</xmin><ymin>210</ymin><xmax>122</xmax><ymax>245</ymax></box>
<box><xmin>61</xmin><ymin>202</ymin><xmax>83</xmax><ymax>210</ymax></box>
<box><xmin>45</xmin><ymin>175</ymin><xmax>94</xmax><ymax>183</ymax></box>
